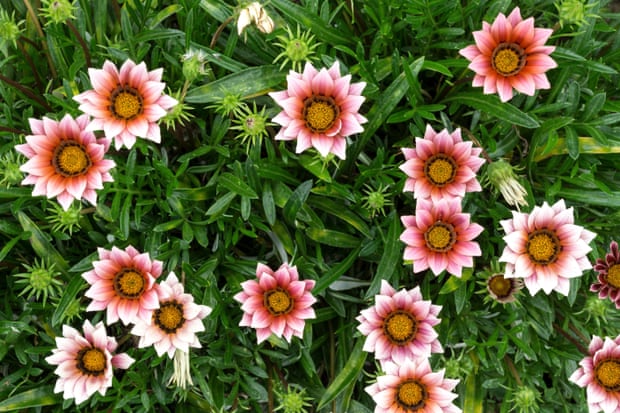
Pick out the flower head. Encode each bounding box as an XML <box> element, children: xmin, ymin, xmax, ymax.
<box><xmin>269</xmin><ymin>61</ymin><xmax>367</xmax><ymax>160</ymax></box>
<box><xmin>230</xmin><ymin>102</ymin><xmax>273</xmax><ymax>147</ymax></box>
<box><xmin>82</xmin><ymin>246</ymin><xmax>163</xmax><ymax>325</ymax></box>
<box><xmin>234</xmin><ymin>263</ymin><xmax>316</xmax><ymax>344</ymax></box>
<box><xmin>16</xmin><ymin>114</ymin><xmax>115</xmax><ymax>210</ymax></box>
<box><xmin>48</xmin><ymin>202</ymin><xmax>82</xmax><ymax>235</ymax></box>
<box><xmin>486</xmin><ymin>159</ymin><xmax>529</xmax><ymax>210</ymax></box>
<box><xmin>40</xmin><ymin>0</ymin><xmax>76</xmax><ymax>25</ymax></box>
<box><xmin>570</xmin><ymin>335</ymin><xmax>620</xmax><ymax>413</ymax></box>
<box><xmin>459</xmin><ymin>7</ymin><xmax>557</xmax><ymax>102</ymax></box>
<box><xmin>356</xmin><ymin>280</ymin><xmax>442</xmax><ymax>367</ymax></box>
<box><xmin>237</xmin><ymin>2</ymin><xmax>274</xmax><ymax>36</ymax></box>
<box><xmin>274</xmin><ymin>25</ymin><xmax>320</xmax><ymax>71</ymax></box>
<box><xmin>168</xmin><ymin>349</ymin><xmax>193</xmax><ymax>390</ymax></box>
<box><xmin>14</xmin><ymin>259</ymin><xmax>63</xmax><ymax>305</ymax></box>
<box><xmin>400</xmin><ymin>197</ymin><xmax>484</xmax><ymax>277</ymax></box>
<box><xmin>74</xmin><ymin>59</ymin><xmax>178</xmax><ymax>150</ymax></box>
<box><xmin>486</xmin><ymin>273</ymin><xmax>523</xmax><ymax>304</ymax></box>
<box><xmin>591</xmin><ymin>241</ymin><xmax>620</xmax><ymax>309</ymax></box>
<box><xmin>0</xmin><ymin>9</ymin><xmax>23</xmax><ymax>56</ymax></box>
<box><xmin>400</xmin><ymin>125</ymin><xmax>485</xmax><ymax>202</ymax></box>
<box><xmin>498</xmin><ymin>199</ymin><xmax>596</xmax><ymax>295</ymax></box>
<box><xmin>45</xmin><ymin>320</ymin><xmax>134</xmax><ymax>405</ymax></box>
<box><xmin>131</xmin><ymin>272</ymin><xmax>211</xmax><ymax>358</ymax></box>
<box><xmin>365</xmin><ymin>359</ymin><xmax>461</xmax><ymax>413</ymax></box>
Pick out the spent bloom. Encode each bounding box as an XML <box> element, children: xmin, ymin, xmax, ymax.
<box><xmin>365</xmin><ymin>359</ymin><xmax>461</xmax><ymax>413</ymax></box>
<box><xmin>400</xmin><ymin>125</ymin><xmax>485</xmax><ymax>202</ymax></box>
<box><xmin>356</xmin><ymin>280</ymin><xmax>442</xmax><ymax>367</ymax></box>
<box><xmin>269</xmin><ymin>61</ymin><xmax>367</xmax><ymax>160</ymax></box>
<box><xmin>459</xmin><ymin>7</ymin><xmax>557</xmax><ymax>102</ymax></box>
<box><xmin>237</xmin><ymin>2</ymin><xmax>274</xmax><ymax>36</ymax></box>
<box><xmin>498</xmin><ymin>199</ymin><xmax>596</xmax><ymax>295</ymax></box>
<box><xmin>570</xmin><ymin>335</ymin><xmax>620</xmax><ymax>413</ymax></box>
<box><xmin>400</xmin><ymin>197</ymin><xmax>484</xmax><ymax>277</ymax></box>
<box><xmin>486</xmin><ymin>273</ymin><xmax>523</xmax><ymax>304</ymax></box>
<box><xmin>486</xmin><ymin>159</ymin><xmax>529</xmax><ymax>210</ymax></box>
<box><xmin>82</xmin><ymin>245</ymin><xmax>162</xmax><ymax>325</ymax></box>
<box><xmin>591</xmin><ymin>241</ymin><xmax>620</xmax><ymax>309</ymax></box>
<box><xmin>74</xmin><ymin>59</ymin><xmax>178</xmax><ymax>150</ymax></box>
<box><xmin>234</xmin><ymin>263</ymin><xmax>316</xmax><ymax>344</ymax></box>
<box><xmin>16</xmin><ymin>114</ymin><xmax>115</xmax><ymax>210</ymax></box>
<box><xmin>45</xmin><ymin>320</ymin><xmax>134</xmax><ymax>405</ymax></box>
<box><xmin>131</xmin><ymin>272</ymin><xmax>212</xmax><ymax>358</ymax></box>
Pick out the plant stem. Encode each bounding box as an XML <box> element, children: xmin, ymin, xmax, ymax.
<box><xmin>23</xmin><ymin>0</ymin><xmax>58</xmax><ymax>79</ymax></box>
<box><xmin>0</xmin><ymin>73</ymin><xmax>52</xmax><ymax>111</ymax></box>
<box><xmin>66</xmin><ymin>19</ymin><xmax>91</xmax><ymax>67</ymax></box>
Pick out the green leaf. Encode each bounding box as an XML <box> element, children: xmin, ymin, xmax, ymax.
<box><xmin>0</xmin><ymin>387</ymin><xmax>60</xmax><ymax>411</ymax></box>
<box><xmin>206</xmin><ymin>192</ymin><xmax>237</xmax><ymax>217</ymax></box>
<box><xmin>262</xmin><ymin>183</ymin><xmax>276</xmax><ymax>226</ymax></box>
<box><xmin>444</xmin><ymin>93</ymin><xmax>540</xmax><ymax>128</ymax></box>
<box><xmin>16</xmin><ymin>211</ymin><xmax>68</xmax><ymax>272</ymax></box>
<box><xmin>0</xmin><ymin>233</ymin><xmax>27</xmax><ymax>262</ymax></box>
<box><xmin>314</xmin><ymin>246</ymin><xmax>362</xmax><ymax>295</ymax></box>
<box><xmin>317</xmin><ymin>339</ymin><xmax>367</xmax><ymax>411</ymax></box>
<box><xmin>51</xmin><ymin>274</ymin><xmax>86</xmax><ymax>327</ymax></box>
<box><xmin>365</xmin><ymin>212</ymin><xmax>402</xmax><ymax>300</ymax></box>
<box><xmin>582</xmin><ymin>92</ymin><xmax>606</xmax><ymax>122</ymax></box>
<box><xmin>218</xmin><ymin>172</ymin><xmax>259</xmax><ymax>199</ymax></box>
<box><xmin>283</xmin><ymin>180</ymin><xmax>313</xmax><ymax>225</ymax></box>
<box><xmin>308</xmin><ymin>197</ymin><xmax>371</xmax><ymax>238</ymax></box>
<box><xmin>306</xmin><ymin>228</ymin><xmax>360</xmax><ymax>248</ymax></box>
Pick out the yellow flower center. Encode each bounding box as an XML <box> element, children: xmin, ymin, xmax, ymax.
<box><xmin>264</xmin><ymin>288</ymin><xmax>294</xmax><ymax>316</ymax></box>
<box><xmin>397</xmin><ymin>380</ymin><xmax>427</xmax><ymax>410</ymax></box>
<box><xmin>491</xmin><ymin>42</ymin><xmax>526</xmax><ymax>77</ymax></box>
<box><xmin>154</xmin><ymin>301</ymin><xmax>185</xmax><ymax>333</ymax></box>
<box><xmin>526</xmin><ymin>229</ymin><xmax>561</xmax><ymax>265</ymax></box>
<box><xmin>110</xmin><ymin>86</ymin><xmax>144</xmax><ymax>120</ymax></box>
<box><xmin>113</xmin><ymin>268</ymin><xmax>145</xmax><ymax>299</ymax></box>
<box><xmin>595</xmin><ymin>359</ymin><xmax>620</xmax><ymax>391</ymax></box>
<box><xmin>52</xmin><ymin>141</ymin><xmax>92</xmax><ymax>177</ymax></box>
<box><xmin>488</xmin><ymin>274</ymin><xmax>513</xmax><ymax>298</ymax></box>
<box><xmin>77</xmin><ymin>347</ymin><xmax>106</xmax><ymax>376</ymax></box>
<box><xmin>424</xmin><ymin>154</ymin><xmax>457</xmax><ymax>187</ymax></box>
<box><xmin>424</xmin><ymin>222</ymin><xmax>456</xmax><ymax>252</ymax></box>
<box><xmin>383</xmin><ymin>310</ymin><xmax>417</xmax><ymax>345</ymax></box>
<box><xmin>606</xmin><ymin>264</ymin><xmax>620</xmax><ymax>289</ymax></box>
<box><xmin>303</xmin><ymin>95</ymin><xmax>339</xmax><ymax>133</ymax></box>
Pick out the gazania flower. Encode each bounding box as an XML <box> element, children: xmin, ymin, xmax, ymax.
<box><xmin>400</xmin><ymin>125</ymin><xmax>485</xmax><ymax>202</ymax></box>
<box><xmin>233</xmin><ymin>263</ymin><xmax>316</xmax><ymax>344</ymax></box>
<box><xmin>131</xmin><ymin>272</ymin><xmax>211</xmax><ymax>358</ymax></box>
<box><xmin>365</xmin><ymin>359</ymin><xmax>461</xmax><ymax>413</ymax></box>
<box><xmin>16</xmin><ymin>114</ymin><xmax>115</xmax><ymax>211</ymax></box>
<box><xmin>82</xmin><ymin>245</ymin><xmax>162</xmax><ymax>325</ymax></box>
<box><xmin>570</xmin><ymin>335</ymin><xmax>620</xmax><ymax>413</ymax></box>
<box><xmin>458</xmin><ymin>7</ymin><xmax>557</xmax><ymax>102</ymax></box>
<box><xmin>356</xmin><ymin>280</ymin><xmax>442</xmax><ymax>367</ymax></box>
<box><xmin>591</xmin><ymin>241</ymin><xmax>620</xmax><ymax>309</ymax></box>
<box><xmin>499</xmin><ymin>199</ymin><xmax>596</xmax><ymax>296</ymax></box>
<box><xmin>269</xmin><ymin>61</ymin><xmax>367</xmax><ymax>160</ymax></box>
<box><xmin>45</xmin><ymin>320</ymin><xmax>134</xmax><ymax>405</ymax></box>
<box><xmin>400</xmin><ymin>197</ymin><xmax>484</xmax><ymax>277</ymax></box>
<box><xmin>486</xmin><ymin>273</ymin><xmax>523</xmax><ymax>304</ymax></box>
<box><xmin>74</xmin><ymin>59</ymin><xmax>178</xmax><ymax>150</ymax></box>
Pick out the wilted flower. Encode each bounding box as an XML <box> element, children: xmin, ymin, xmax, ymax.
<box><xmin>168</xmin><ymin>349</ymin><xmax>193</xmax><ymax>390</ymax></box>
<box><xmin>591</xmin><ymin>241</ymin><xmax>620</xmax><ymax>309</ymax></box>
<box><xmin>237</xmin><ymin>2</ymin><xmax>274</xmax><ymax>36</ymax></box>
<box><xmin>486</xmin><ymin>159</ymin><xmax>528</xmax><ymax>210</ymax></box>
<box><xmin>486</xmin><ymin>273</ymin><xmax>523</xmax><ymax>304</ymax></box>
<box><xmin>45</xmin><ymin>320</ymin><xmax>134</xmax><ymax>405</ymax></box>
<box><xmin>459</xmin><ymin>7</ymin><xmax>557</xmax><ymax>102</ymax></box>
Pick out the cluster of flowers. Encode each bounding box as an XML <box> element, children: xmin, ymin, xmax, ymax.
<box><xmin>45</xmin><ymin>246</ymin><xmax>211</xmax><ymax>404</ymax></box>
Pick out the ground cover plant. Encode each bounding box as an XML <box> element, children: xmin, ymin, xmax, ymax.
<box><xmin>1</xmin><ymin>0</ymin><xmax>620</xmax><ymax>412</ymax></box>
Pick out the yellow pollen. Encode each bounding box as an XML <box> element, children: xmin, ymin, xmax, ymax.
<box><xmin>154</xmin><ymin>301</ymin><xmax>185</xmax><ymax>333</ymax></box>
<box><xmin>52</xmin><ymin>142</ymin><xmax>92</xmax><ymax>177</ymax></box>
<box><xmin>424</xmin><ymin>155</ymin><xmax>457</xmax><ymax>186</ymax></box>
<box><xmin>264</xmin><ymin>288</ymin><xmax>294</xmax><ymax>316</ymax></box>
<box><xmin>606</xmin><ymin>264</ymin><xmax>620</xmax><ymax>289</ymax></box>
<box><xmin>595</xmin><ymin>359</ymin><xmax>620</xmax><ymax>391</ymax></box>
<box><xmin>110</xmin><ymin>87</ymin><xmax>143</xmax><ymax>120</ymax></box>
<box><xmin>488</xmin><ymin>274</ymin><xmax>512</xmax><ymax>298</ymax></box>
<box><xmin>113</xmin><ymin>269</ymin><xmax>145</xmax><ymax>299</ymax></box>
<box><xmin>397</xmin><ymin>380</ymin><xmax>427</xmax><ymax>409</ymax></box>
<box><xmin>384</xmin><ymin>311</ymin><xmax>417</xmax><ymax>344</ymax></box>
<box><xmin>526</xmin><ymin>230</ymin><xmax>561</xmax><ymax>264</ymax></box>
<box><xmin>303</xmin><ymin>95</ymin><xmax>339</xmax><ymax>133</ymax></box>
<box><xmin>492</xmin><ymin>42</ymin><xmax>526</xmax><ymax>76</ymax></box>
<box><xmin>77</xmin><ymin>348</ymin><xmax>106</xmax><ymax>376</ymax></box>
<box><xmin>425</xmin><ymin>222</ymin><xmax>456</xmax><ymax>252</ymax></box>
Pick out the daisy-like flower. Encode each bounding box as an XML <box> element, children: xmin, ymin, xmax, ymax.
<box><xmin>570</xmin><ymin>335</ymin><xmax>620</xmax><ymax>413</ymax></box>
<box><xmin>400</xmin><ymin>125</ymin><xmax>485</xmax><ymax>202</ymax></box>
<box><xmin>233</xmin><ymin>263</ymin><xmax>316</xmax><ymax>344</ymax></box>
<box><xmin>131</xmin><ymin>272</ymin><xmax>211</xmax><ymax>358</ymax></box>
<box><xmin>45</xmin><ymin>320</ymin><xmax>134</xmax><ymax>405</ymax></box>
<box><xmin>16</xmin><ymin>114</ymin><xmax>115</xmax><ymax>211</ymax></box>
<box><xmin>400</xmin><ymin>197</ymin><xmax>484</xmax><ymax>277</ymax></box>
<box><xmin>365</xmin><ymin>359</ymin><xmax>461</xmax><ymax>413</ymax></box>
<box><xmin>82</xmin><ymin>245</ymin><xmax>162</xmax><ymax>325</ymax></box>
<box><xmin>591</xmin><ymin>241</ymin><xmax>620</xmax><ymax>309</ymax></box>
<box><xmin>498</xmin><ymin>199</ymin><xmax>596</xmax><ymax>296</ymax></box>
<box><xmin>269</xmin><ymin>61</ymin><xmax>367</xmax><ymax>160</ymax></box>
<box><xmin>458</xmin><ymin>7</ymin><xmax>557</xmax><ymax>102</ymax></box>
<box><xmin>356</xmin><ymin>280</ymin><xmax>442</xmax><ymax>367</ymax></box>
<box><xmin>486</xmin><ymin>273</ymin><xmax>523</xmax><ymax>304</ymax></box>
<box><xmin>74</xmin><ymin>59</ymin><xmax>178</xmax><ymax>150</ymax></box>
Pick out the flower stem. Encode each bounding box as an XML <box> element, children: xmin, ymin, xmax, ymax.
<box><xmin>553</xmin><ymin>322</ymin><xmax>588</xmax><ymax>354</ymax></box>
<box><xmin>503</xmin><ymin>354</ymin><xmax>522</xmax><ymax>386</ymax></box>
<box><xmin>0</xmin><ymin>73</ymin><xmax>52</xmax><ymax>111</ymax></box>
<box><xmin>210</xmin><ymin>16</ymin><xmax>235</xmax><ymax>49</ymax></box>
<box><xmin>65</xmin><ymin>19</ymin><xmax>91</xmax><ymax>67</ymax></box>
<box><xmin>22</xmin><ymin>0</ymin><xmax>57</xmax><ymax>79</ymax></box>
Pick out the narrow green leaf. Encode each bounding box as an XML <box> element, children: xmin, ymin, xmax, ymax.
<box><xmin>582</xmin><ymin>92</ymin><xmax>606</xmax><ymax>122</ymax></box>
<box><xmin>0</xmin><ymin>233</ymin><xmax>27</xmax><ymax>262</ymax></box>
<box><xmin>262</xmin><ymin>183</ymin><xmax>276</xmax><ymax>226</ymax></box>
<box><xmin>283</xmin><ymin>180</ymin><xmax>313</xmax><ymax>225</ymax></box>
<box><xmin>16</xmin><ymin>211</ymin><xmax>68</xmax><ymax>271</ymax></box>
<box><xmin>51</xmin><ymin>274</ymin><xmax>86</xmax><ymax>327</ymax></box>
<box><xmin>565</xmin><ymin>126</ymin><xmax>579</xmax><ymax>159</ymax></box>
<box><xmin>534</xmin><ymin>137</ymin><xmax>620</xmax><ymax>161</ymax></box>
<box><xmin>317</xmin><ymin>339</ymin><xmax>367</xmax><ymax>410</ymax></box>
<box><xmin>306</xmin><ymin>228</ymin><xmax>360</xmax><ymax>248</ymax></box>
<box><xmin>298</xmin><ymin>154</ymin><xmax>332</xmax><ymax>182</ymax></box>
<box><xmin>152</xmin><ymin>218</ymin><xmax>184</xmax><ymax>232</ymax></box>
<box><xmin>314</xmin><ymin>246</ymin><xmax>362</xmax><ymax>295</ymax></box>
<box><xmin>443</xmin><ymin>93</ymin><xmax>540</xmax><ymax>128</ymax></box>
<box><xmin>308</xmin><ymin>197</ymin><xmax>371</xmax><ymax>238</ymax></box>
<box><xmin>0</xmin><ymin>387</ymin><xmax>60</xmax><ymax>411</ymax></box>
<box><xmin>365</xmin><ymin>212</ymin><xmax>402</xmax><ymax>300</ymax></box>
<box><xmin>149</xmin><ymin>4</ymin><xmax>183</xmax><ymax>29</ymax></box>
<box><xmin>206</xmin><ymin>192</ymin><xmax>237</xmax><ymax>216</ymax></box>
<box><xmin>218</xmin><ymin>172</ymin><xmax>259</xmax><ymax>199</ymax></box>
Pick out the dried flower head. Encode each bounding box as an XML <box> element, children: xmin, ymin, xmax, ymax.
<box><xmin>486</xmin><ymin>159</ymin><xmax>529</xmax><ymax>210</ymax></box>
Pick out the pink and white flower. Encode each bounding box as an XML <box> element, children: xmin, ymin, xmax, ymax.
<box><xmin>269</xmin><ymin>61</ymin><xmax>367</xmax><ymax>159</ymax></box>
<box><xmin>234</xmin><ymin>263</ymin><xmax>316</xmax><ymax>344</ymax></box>
<box><xmin>591</xmin><ymin>241</ymin><xmax>620</xmax><ymax>309</ymax></box>
<box><xmin>45</xmin><ymin>320</ymin><xmax>134</xmax><ymax>405</ymax></box>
